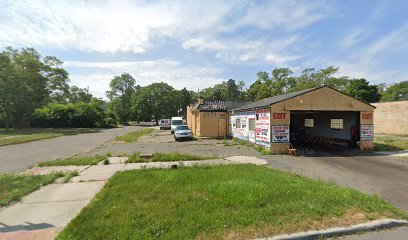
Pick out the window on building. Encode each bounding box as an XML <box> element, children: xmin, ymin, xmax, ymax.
<box><xmin>249</xmin><ymin>119</ymin><xmax>256</xmax><ymax>131</ymax></box>
<box><xmin>330</xmin><ymin>118</ymin><xmax>344</xmax><ymax>130</ymax></box>
<box><xmin>236</xmin><ymin>118</ymin><xmax>241</xmax><ymax>128</ymax></box>
<box><xmin>304</xmin><ymin>119</ymin><xmax>314</xmax><ymax>128</ymax></box>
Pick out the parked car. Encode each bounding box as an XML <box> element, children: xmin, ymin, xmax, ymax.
<box><xmin>159</xmin><ymin>119</ymin><xmax>171</xmax><ymax>130</ymax></box>
<box><xmin>171</xmin><ymin>117</ymin><xmax>183</xmax><ymax>133</ymax></box>
<box><xmin>174</xmin><ymin>125</ymin><xmax>193</xmax><ymax>141</ymax></box>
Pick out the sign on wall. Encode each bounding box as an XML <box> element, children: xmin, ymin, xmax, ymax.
<box><xmin>272</xmin><ymin>125</ymin><xmax>290</xmax><ymax>143</ymax></box>
<box><xmin>361</xmin><ymin>124</ymin><xmax>374</xmax><ymax>141</ymax></box>
<box><xmin>231</xmin><ymin>112</ymin><xmax>255</xmax><ymax>142</ymax></box>
<box><xmin>255</xmin><ymin>109</ymin><xmax>270</xmax><ymax>146</ymax></box>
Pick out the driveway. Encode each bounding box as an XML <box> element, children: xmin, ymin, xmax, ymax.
<box><xmin>0</xmin><ymin>126</ymin><xmax>141</xmax><ymax>173</ymax></box>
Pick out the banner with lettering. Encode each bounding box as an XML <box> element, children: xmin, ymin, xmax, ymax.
<box><xmin>271</xmin><ymin>125</ymin><xmax>290</xmax><ymax>143</ymax></box>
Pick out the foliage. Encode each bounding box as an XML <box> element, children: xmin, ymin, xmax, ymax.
<box><xmin>37</xmin><ymin>154</ymin><xmax>109</xmax><ymax>167</ymax></box>
<box><xmin>0</xmin><ymin>47</ymin><xmax>70</xmax><ymax>128</ymax></box>
<box><xmin>56</xmin><ymin>165</ymin><xmax>407</xmax><ymax>240</ymax></box>
<box><xmin>247</xmin><ymin>66</ymin><xmax>351</xmax><ymax>101</ymax></box>
<box><xmin>195</xmin><ymin>79</ymin><xmax>246</xmax><ymax>101</ymax></box>
<box><xmin>380</xmin><ymin>81</ymin><xmax>408</xmax><ymax>102</ymax></box>
<box><xmin>0</xmin><ymin>172</ymin><xmax>65</xmax><ymax>207</ymax></box>
<box><xmin>126</xmin><ymin>151</ymin><xmax>216</xmax><ymax>163</ymax></box>
<box><xmin>31</xmin><ymin>99</ymin><xmax>116</xmax><ymax>128</ymax></box>
<box><xmin>132</xmin><ymin>82</ymin><xmax>185</xmax><ymax>124</ymax></box>
<box><xmin>115</xmin><ymin>128</ymin><xmax>155</xmax><ymax>142</ymax></box>
<box><xmin>346</xmin><ymin>79</ymin><xmax>381</xmax><ymax>103</ymax></box>
<box><xmin>373</xmin><ymin>134</ymin><xmax>408</xmax><ymax>151</ymax></box>
<box><xmin>106</xmin><ymin>73</ymin><xmax>137</xmax><ymax>124</ymax></box>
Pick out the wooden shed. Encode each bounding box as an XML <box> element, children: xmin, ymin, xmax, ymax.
<box><xmin>187</xmin><ymin>97</ymin><xmax>248</xmax><ymax>138</ymax></box>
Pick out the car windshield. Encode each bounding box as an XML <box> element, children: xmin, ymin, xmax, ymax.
<box><xmin>171</xmin><ymin>120</ymin><xmax>183</xmax><ymax>125</ymax></box>
<box><xmin>176</xmin><ymin>125</ymin><xmax>189</xmax><ymax>130</ymax></box>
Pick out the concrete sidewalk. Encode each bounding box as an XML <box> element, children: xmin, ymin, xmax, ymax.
<box><xmin>0</xmin><ymin>156</ymin><xmax>267</xmax><ymax>240</ymax></box>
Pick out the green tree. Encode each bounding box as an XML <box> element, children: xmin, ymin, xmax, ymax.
<box><xmin>380</xmin><ymin>81</ymin><xmax>408</xmax><ymax>102</ymax></box>
<box><xmin>176</xmin><ymin>87</ymin><xmax>193</xmax><ymax>117</ymax></box>
<box><xmin>346</xmin><ymin>79</ymin><xmax>381</xmax><ymax>103</ymax></box>
<box><xmin>106</xmin><ymin>73</ymin><xmax>136</xmax><ymax>124</ymax></box>
<box><xmin>196</xmin><ymin>79</ymin><xmax>246</xmax><ymax>101</ymax></box>
<box><xmin>0</xmin><ymin>47</ymin><xmax>69</xmax><ymax>128</ymax></box>
<box><xmin>68</xmin><ymin>86</ymin><xmax>93</xmax><ymax>103</ymax></box>
<box><xmin>132</xmin><ymin>82</ymin><xmax>179</xmax><ymax>124</ymax></box>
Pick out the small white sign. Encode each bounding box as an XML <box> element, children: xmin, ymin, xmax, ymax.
<box><xmin>361</xmin><ymin>125</ymin><xmax>374</xmax><ymax>140</ymax></box>
<box><xmin>272</xmin><ymin>125</ymin><xmax>290</xmax><ymax>143</ymax></box>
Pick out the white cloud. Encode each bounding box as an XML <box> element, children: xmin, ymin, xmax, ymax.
<box><xmin>65</xmin><ymin>60</ymin><xmax>225</xmax><ymax>99</ymax></box>
<box><xmin>0</xmin><ymin>0</ymin><xmax>332</xmax><ymax>55</ymax></box>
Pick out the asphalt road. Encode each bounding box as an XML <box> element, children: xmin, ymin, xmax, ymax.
<box><xmin>0</xmin><ymin>126</ymin><xmax>140</xmax><ymax>173</ymax></box>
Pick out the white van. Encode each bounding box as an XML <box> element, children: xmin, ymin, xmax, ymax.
<box><xmin>159</xmin><ymin>119</ymin><xmax>171</xmax><ymax>130</ymax></box>
<box><xmin>171</xmin><ymin>117</ymin><xmax>183</xmax><ymax>133</ymax></box>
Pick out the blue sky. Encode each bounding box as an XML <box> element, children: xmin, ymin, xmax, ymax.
<box><xmin>1</xmin><ymin>0</ymin><xmax>408</xmax><ymax>98</ymax></box>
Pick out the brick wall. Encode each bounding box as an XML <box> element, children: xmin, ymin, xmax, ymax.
<box><xmin>372</xmin><ymin>101</ymin><xmax>408</xmax><ymax>135</ymax></box>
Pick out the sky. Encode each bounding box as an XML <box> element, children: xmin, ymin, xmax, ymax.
<box><xmin>1</xmin><ymin>0</ymin><xmax>408</xmax><ymax>99</ymax></box>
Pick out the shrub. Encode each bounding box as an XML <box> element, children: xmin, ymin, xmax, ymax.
<box><xmin>32</xmin><ymin>100</ymin><xmax>117</xmax><ymax>128</ymax></box>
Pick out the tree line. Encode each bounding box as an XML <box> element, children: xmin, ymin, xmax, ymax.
<box><xmin>1</xmin><ymin>47</ymin><xmax>407</xmax><ymax>128</ymax></box>
<box><xmin>0</xmin><ymin>47</ymin><xmax>113</xmax><ymax>129</ymax></box>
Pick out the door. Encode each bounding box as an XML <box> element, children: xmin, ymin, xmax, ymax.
<box><xmin>218</xmin><ymin>118</ymin><xmax>227</xmax><ymax>137</ymax></box>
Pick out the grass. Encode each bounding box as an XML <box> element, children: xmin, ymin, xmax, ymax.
<box><xmin>374</xmin><ymin>134</ymin><xmax>408</xmax><ymax>151</ymax></box>
<box><xmin>233</xmin><ymin>138</ymin><xmax>274</xmax><ymax>155</ymax></box>
<box><xmin>0</xmin><ymin>128</ymin><xmax>97</xmax><ymax>146</ymax></box>
<box><xmin>37</xmin><ymin>154</ymin><xmax>110</xmax><ymax>167</ymax></box>
<box><xmin>56</xmin><ymin>165</ymin><xmax>407</xmax><ymax>240</ymax></box>
<box><xmin>115</xmin><ymin>128</ymin><xmax>155</xmax><ymax>142</ymax></box>
<box><xmin>127</xmin><ymin>151</ymin><xmax>217</xmax><ymax>163</ymax></box>
<box><xmin>0</xmin><ymin>171</ymin><xmax>76</xmax><ymax>207</ymax></box>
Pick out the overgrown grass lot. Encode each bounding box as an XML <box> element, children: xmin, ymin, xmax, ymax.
<box><xmin>374</xmin><ymin>134</ymin><xmax>408</xmax><ymax>151</ymax></box>
<box><xmin>0</xmin><ymin>128</ymin><xmax>97</xmax><ymax>146</ymax></box>
<box><xmin>0</xmin><ymin>172</ymin><xmax>77</xmax><ymax>207</ymax></box>
<box><xmin>57</xmin><ymin>165</ymin><xmax>407</xmax><ymax>240</ymax></box>
<box><xmin>115</xmin><ymin>128</ymin><xmax>155</xmax><ymax>142</ymax></box>
<box><xmin>127</xmin><ymin>151</ymin><xmax>217</xmax><ymax>163</ymax></box>
<box><xmin>37</xmin><ymin>154</ymin><xmax>109</xmax><ymax>167</ymax></box>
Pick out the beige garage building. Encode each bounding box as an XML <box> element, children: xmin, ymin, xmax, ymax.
<box><xmin>230</xmin><ymin>86</ymin><xmax>375</xmax><ymax>153</ymax></box>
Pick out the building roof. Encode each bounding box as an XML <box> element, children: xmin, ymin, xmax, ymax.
<box><xmin>193</xmin><ymin>100</ymin><xmax>249</xmax><ymax>111</ymax></box>
<box><xmin>233</xmin><ymin>87</ymin><xmax>321</xmax><ymax>111</ymax></box>
<box><xmin>233</xmin><ymin>85</ymin><xmax>375</xmax><ymax>111</ymax></box>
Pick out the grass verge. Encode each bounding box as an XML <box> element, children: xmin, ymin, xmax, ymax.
<box><xmin>56</xmin><ymin>165</ymin><xmax>407</xmax><ymax>240</ymax></box>
<box><xmin>0</xmin><ymin>171</ymin><xmax>76</xmax><ymax>207</ymax></box>
<box><xmin>233</xmin><ymin>138</ymin><xmax>273</xmax><ymax>154</ymax></box>
<box><xmin>126</xmin><ymin>151</ymin><xmax>217</xmax><ymax>163</ymax></box>
<box><xmin>115</xmin><ymin>128</ymin><xmax>155</xmax><ymax>142</ymax></box>
<box><xmin>374</xmin><ymin>135</ymin><xmax>408</xmax><ymax>151</ymax></box>
<box><xmin>37</xmin><ymin>154</ymin><xmax>109</xmax><ymax>167</ymax></box>
<box><xmin>0</xmin><ymin>128</ymin><xmax>97</xmax><ymax>146</ymax></box>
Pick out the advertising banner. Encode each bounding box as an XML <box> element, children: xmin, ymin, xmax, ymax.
<box><xmin>271</xmin><ymin>125</ymin><xmax>290</xmax><ymax>143</ymax></box>
<box><xmin>361</xmin><ymin>124</ymin><xmax>374</xmax><ymax>141</ymax></box>
<box><xmin>230</xmin><ymin>112</ymin><xmax>255</xmax><ymax>141</ymax></box>
<box><xmin>255</xmin><ymin>109</ymin><xmax>270</xmax><ymax>146</ymax></box>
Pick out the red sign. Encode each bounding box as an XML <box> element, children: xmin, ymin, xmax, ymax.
<box><xmin>273</xmin><ymin>112</ymin><xmax>287</xmax><ymax>120</ymax></box>
<box><xmin>362</xmin><ymin>113</ymin><xmax>372</xmax><ymax>120</ymax></box>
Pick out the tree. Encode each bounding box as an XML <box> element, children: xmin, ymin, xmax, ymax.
<box><xmin>346</xmin><ymin>79</ymin><xmax>381</xmax><ymax>103</ymax></box>
<box><xmin>176</xmin><ymin>87</ymin><xmax>193</xmax><ymax>117</ymax></box>
<box><xmin>0</xmin><ymin>47</ymin><xmax>69</xmax><ymax>128</ymax></box>
<box><xmin>132</xmin><ymin>82</ymin><xmax>179</xmax><ymax>124</ymax></box>
<box><xmin>380</xmin><ymin>81</ymin><xmax>408</xmax><ymax>102</ymax></box>
<box><xmin>106</xmin><ymin>73</ymin><xmax>136</xmax><ymax>124</ymax></box>
<box><xmin>196</xmin><ymin>79</ymin><xmax>247</xmax><ymax>101</ymax></box>
<box><xmin>68</xmin><ymin>86</ymin><xmax>93</xmax><ymax>103</ymax></box>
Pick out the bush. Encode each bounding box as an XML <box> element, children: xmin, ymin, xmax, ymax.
<box><xmin>32</xmin><ymin>100</ymin><xmax>118</xmax><ymax>128</ymax></box>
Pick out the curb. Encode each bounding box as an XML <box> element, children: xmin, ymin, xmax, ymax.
<box><xmin>254</xmin><ymin>219</ymin><xmax>407</xmax><ymax>240</ymax></box>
